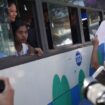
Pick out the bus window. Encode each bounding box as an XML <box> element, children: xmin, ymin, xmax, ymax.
<box><xmin>43</xmin><ymin>3</ymin><xmax>73</xmax><ymax>48</ymax></box>
<box><xmin>81</xmin><ymin>9</ymin><xmax>90</xmax><ymax>42</ymax></box>
<box><xmin>7</xmin><ymin>0</ymin><xmax>43</xmax><ymax>56</ymax></box>
<box><xmin>13</xmin><ymin>0</ymin><xmax>40</xmax><ymax>48</ymax></box>
<box><xmin>69</xmin><ymin>7</ymin><xmax>82</xmax><ymax>44</ymax></box>
<box><xmin>0</xmin><ymin>0</ymin><xmax>15</xmax><ymax>58</ymax></box>
<box><xmin>87</xmin><ymin>10</ymin><xmax>102</xmax><ymax>38</ymax></box>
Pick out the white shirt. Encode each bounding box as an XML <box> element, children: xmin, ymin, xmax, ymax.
<box><xmin>15</xmin><ymin>43</ymin><xmax>28</xmax><ymax>56</ymax></box>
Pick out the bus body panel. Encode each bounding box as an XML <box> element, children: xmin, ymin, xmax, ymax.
<box><xmin>0</xmin><ymin>46</ymin><xmax>92</xmax><ymax>105</ymax></box>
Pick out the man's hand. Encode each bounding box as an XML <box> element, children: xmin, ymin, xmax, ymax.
<box><xmin>34</xmin><ymin>48</ymin><xmax>43</xmax><ymax>56</ymax></box>
<box><xmin>92</xmin><ymin>37</ymin><xmax>99</xmax><ymax>48</ymax></box>
<box><xmin>0</xmin><ymin>77</ymin><xmax>14</xmax><ymax>105</ymax></box>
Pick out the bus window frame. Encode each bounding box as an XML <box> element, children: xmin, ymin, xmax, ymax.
<box><xmin>0</xmin><ymin>0</ymin><xmax>104</xmax><ymax>70</ymax></box>
<box><xmin>79</xmin><ymin>6</ymin><xmax>103</xmax><ymax>43</ymax></box>
<box><xmin>46</xmin><ymin>3</ymin><xmax>74</xmax><ymax>49</ymax></box>
<box><xmin>42</xmin><ymin>1</ymin><xmax>83</xmax><ymax>50</ymax></box>
<box><xmin>41</xmin><ymin>1</ymin><xmax>103</xmax><ymax>49</ymax></box>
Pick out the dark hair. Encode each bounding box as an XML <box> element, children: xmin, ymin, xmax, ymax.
<box><xmin>12</xmin><ymin>19</ymin><xmax>26</xmax><ymax>33</ymax></box>
<box><xmin>8</xmin><ymin>0</ymin><xmax>16</xmax><ymax>7</ymax></box>
<box><xmin>12</xmin><ymin>19</ymin><xmax>27</xmax><ymax>42</ymax></box>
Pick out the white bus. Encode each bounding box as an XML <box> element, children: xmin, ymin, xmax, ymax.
<box><xmin>0</xmin><ymin>0</ymin><xmax>104</xmax><ymax>105</ymax></box>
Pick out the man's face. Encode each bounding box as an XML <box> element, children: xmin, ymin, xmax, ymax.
<box><xmin>8</xmin><ymin>4</ymin><xmax>17</xmax><ymax>22</ymax></box>
<box><xmin>16</xmin><ymin>25</ymin><xmax>28</xmax><ymax>43</ymax></box>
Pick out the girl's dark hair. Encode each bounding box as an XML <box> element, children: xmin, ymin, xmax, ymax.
<box><xmin>8</xmin><ymin>0</ymin><xmax>16</xmax><ymax>7</ymax></box>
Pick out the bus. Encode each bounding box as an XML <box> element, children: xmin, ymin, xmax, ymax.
<box><xmin>0</xmin><ymin>0</ymin><xmax>105</xmax><ymax>105</ymax></box>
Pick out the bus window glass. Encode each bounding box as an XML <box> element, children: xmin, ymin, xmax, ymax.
<box><xmin>0</xmin><ymin>0</ymin><xmax>15</xmax><ymax>58</ymax></box>
<box><xmin>81</xmin><ymin>9</ymin><xmax>90</xmax><ymax>42</ymax></box>
<box><xmin>87</xmin><ymin>11</ymin><xmax>101</xmax><ymax>38</ymax></box>
<box><xmin>47</xmin><ymin>4</ymin><xmax>73</xmax><ymax>47</ymax></box>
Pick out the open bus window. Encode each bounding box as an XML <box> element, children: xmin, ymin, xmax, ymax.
<box><xmin>87</xmin><ymin>10</ymin><xmax>102</xmax><ymax>38</ymax></box>
<box><xmin>0</xmin><ymin>0</ymin><xmax>15</xmax><ymax>58</ymax></box>
<box><xmin>81</xmin><ymin>9</ymin><xmax>90</xmax><ymax>42</ymax></box>
<box><xmin>43</xmin><ymin>3</ymin><xmax>73</xmax><ymax>48</ymax></box>
<box><xmin>6</xmin><ymin>0</ymin><xmax>42</xmax><ymax>56</ymax></box>
<box><xmin>15</xmin><ymin>0</ymin><xmax>40</xmax><ymax>48</ymax></box>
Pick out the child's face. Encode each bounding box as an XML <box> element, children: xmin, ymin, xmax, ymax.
<box><xmin>16</xmin><ymin>26</ymin><xmax>28</xmax><ymax>43</ymax></box>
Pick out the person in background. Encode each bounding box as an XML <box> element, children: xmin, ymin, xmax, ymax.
<box><xmin>8</xmin><ymin>1</ymin><xmax>17</xmax><ymax>23</ymax></box>
<box><xmin>0</xmin><ymin>77</ymin><xmax>14</xmax><ymax>105</ymax></box>
<box><xmin>24</xmin><ymin>16</ymin><xmax>39</xmax><ymax>48</ymax></box>
<box><xmin>12</xmin><ymin>19</ymin><xmax>43</xmax><ymax>56</ymax></box>
<box><xmin>0</xmin><ymin>1</ymin><xmax>17</xmax><ymax>58</ymax></box>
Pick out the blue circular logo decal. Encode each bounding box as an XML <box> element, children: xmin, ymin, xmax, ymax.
<box><xmin>76</xmin><ymin>51</ymin><xmax>82</xmax><ymax>66</ymax></box>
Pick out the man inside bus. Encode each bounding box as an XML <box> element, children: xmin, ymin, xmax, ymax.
<box><xmin>0</xmin><ymin>77</ymin><xmax>14</xmax><ymax>105</ymax></box>
<box><xmin>8</xmin><ymin>0</ymin><xmax>43</xmax><ymax>56</ymax></box>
